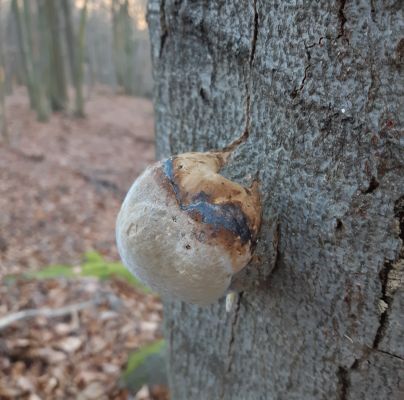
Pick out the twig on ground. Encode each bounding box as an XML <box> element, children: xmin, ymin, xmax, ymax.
<box><xmin>0</xmin><ymin>300</ymin><xmax>98</xmax><ymax>331</ymax></box>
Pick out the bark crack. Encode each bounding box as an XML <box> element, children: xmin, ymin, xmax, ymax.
<box><xmin>290</xmin><ymin>64</ymin><xmax>311</xmax><ymax>98</ymax></box>
<box><xmin>376</xmin><ymin>349</ymin><xmax>404</xmax><ymax>362</ymax></box>
<box><xmin>305</xmin><ymin>37</ymin><xmax>325</xmax><ymax>50</ymax></box>
<box><xmin>372</xmin><ymin>260</ymin><xmax>394</xmax><ymax>348</ymax></box>
<box><xmin>225</xmin><ymin>1</ymin><xmax>258</xmax><ymax>152</ymax></box>
<box><xmin>373</xmin><ymin>196</ymin><xmax>404</xmax><ymax>349</ymax></box>
<box><xmin>299</xmin><ymin>65</ymin><xmax>311</xmax><ymax>91</ymax></box>
<box><xmin>336</xmin><ymin>0</ymin><xmax>347</xmax><ymax>39</ymax></box>
<box><xmin>268</xmin><ymin>221</ymin><xmax>282</xmax><ymax>281</ymax></box>
<box><xmin>290</xmin><ymin>39</ymin><xmax>320</xmax><ymax>98</ymax></box>
<box><xmin>249</xmin><ymin>0</ymin><xmax>258</xmax><ymax>66</ymax></box>
<box><xmin>159</xmin><ymin>0</ymin><xmax>168</xmax><ymax>58</ymax></box>
<box><xmin>220</xmin><ymin>293</ymin><xmax>243</xmax><ymax>399</ymax></box>
<box><xmin>336</xmin><ymin>195</ymin><xmax>404</xmax><ymax>397</ymax></box>
<box><xmin>243</xmin><ymin>0</ymin><xmax>259</xmax><ymax>143</ymax></box>
<box><xmin>303</xmin><ymin>37</ymin><xmax>325</xmax><ymax>62</ymax></box>
<box><xmin>336</xmin><ymin>366</ymin><xmax>349</xmax><ymax>400</ymax></box>
<box><xmin>365</xmin><ymin>63</ymin><xmax>380</xmax><ymax>112</ymax></box>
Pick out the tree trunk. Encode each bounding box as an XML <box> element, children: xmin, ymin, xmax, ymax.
<box><xmin>44</xmin><ymin>0</ymin><xmax>67</xmax><ymax>111</ymax></box>
<box><xmin>61</xmin><ymin>0</ymin><xmax>87</xmax><ymax>117</ymax></box>
<box><xmin>11</xmin><ymin>0</ymin><xmax>37</xmax><ymax>109</ymax></box>
<box><xmin>23</xmin><ymin>0</ymin><xmax>49</xmax><ymax>121</ymax></box>
<box><xmin>61</xmin><ymin>0</ymin><xmax>77</xmax><ymax>87</ymax></box>
<box><xmin>112</xmin><ymin>0</ymin><xmax>134</xmax><ymax>94</ymax></box>
<box><xmin>35</xmin><ymin>0</ymin><xmax>51</xmax><ymax>121</ymax></box>
<box><xmin>74</xmin><ymin>0</ymin><xmax>88</xmax><ymax>117</ymax></box>
<box><xmin>0</xmin><ymin>0</ymin><xmax>8</xmax><ymax>142</ymax></box>
<box><xmin>112</xmin><ymin>0</ymin><xmax>125</xmax><ymax>88</ymax></box>
<box><xmin>123</xmin><ymin>0</ymin><xmax>134</xmax><ymax>95</ymax></box>
<box><xmin>147</xmin><ymin>1</ymin><xmax>404</xmax><ymax>399</ymax></box>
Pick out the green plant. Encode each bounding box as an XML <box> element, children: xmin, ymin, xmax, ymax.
<box><xmin>8</xmin><ymin>251</ymin><xmax>151</xmax><ymax>294</ymax></box>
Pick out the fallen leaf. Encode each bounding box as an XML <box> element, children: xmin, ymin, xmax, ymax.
<box><xmin>17</xmin><ymin>376</ymin><xmax>35</xmax><ymax>392</ymax></box>
<box><xmin>33</xmin><ymin>348</ymin><xmax>67</xmax><ymax>363</ymax></box>
<box><xmin>135</xmin><ymin>385</ymin><xmax>150</xmax><ymax>400</ymax></box>
<box><xmin>56</xmin><ymin>336</ymin><xmax>82</xmax><ymax>353</ymax></box>
<box><xmin>28</xmin><ymin>393</ymin><xmax>43</xmax><ymax>400</ymax></box>
<box><xmin>77</xmin><ymin>381</ymin><xmax>105</xmax><ymax>400</ymax></box>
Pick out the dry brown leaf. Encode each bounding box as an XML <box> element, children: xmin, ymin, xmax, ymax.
<box><xmin>43</xmin><ymin>376</ymin><xmax>58</xmax><ymax>394</ymax></box>
<box><xmin>0</xmin><ymin>385</ymin><xmax>23</xmax><ymax>398</ymax></box>
<box><xmin>75</xmin><ymin>370</ymin><xmax>108</xmax><ymax>386</ymax></box>
<box><xmin>101</xmin><ymin>363</ymin><xmax>120</xmax><ymax>375</ymax></box>
<box><xmin>33</xmin><ymin>348</ymin><xmax>67</xmax><ymax>363</ymax></box>
<box><xmin>28</xmin><ymin>393</ymin><xmax>43</xmax><ymax>400</ymax></box>
<box><xmin>139</xmin><ymin>321</ymin><xmax>159</xmax><ymax>333</ymax></box>
<box><xmin>54</xmin><ymin>322</ymin><xmax>76</xmax><ymax>336</ymax></box>
<box><xmin>77</xmin><ymin>381</ymin><xmax>106</xmax><ymax>400</ymax></box>
<box><xmin>16</xmin><ymin>376</ymin><xmax>35</xmax><ymax>392</ymax></box>
<box><xmin>56</xmin><ymin>336</ymin><xmax>83</xmax><ymax>353</ymax></box>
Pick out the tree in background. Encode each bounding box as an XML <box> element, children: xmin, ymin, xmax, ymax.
<box><xmin>44</xmin><ymin>0</ymin><xmax>67</xmax><ymax>112</ymax></box>
<box><xmin>23</xmin><ymin>0</ymin><xmax>49</xmax><ymax>120</ymax></box>
<box><xmin>0</xmin><ymin>0</ymin><xmax>8</xmax><ymax>141</ymax></box>
<box><xmin>112</xmin><ymin>0</ymin><xmax>134</xmax><ymax>95</ymax></box>
<box><xmin>62</xmin><ymin>0</ymin><xmax>88</xmax><ymax>117</ymax></box>
<box><xmin>11</xmin><ymin>0</ymin><xmax>36</xmax><ymax>110</ymax></box>
<box><xmin>148</xmin><ymin>1</ymin><xmax>404</xmax><ymax>399</ymax></box>
<box><xmin>35</xmin><ymin>0</ymin><xmax>51</xmax><ymax>121</ymax></box>
<box><xmin>12</xmin><ymin>0</ymin><xmax>50</xmax><ymax>121</ymax></box>
<box><xmin>1</xmin><ymin>0</ymin><xmax>153</xmax><ymax>123</ymax></box>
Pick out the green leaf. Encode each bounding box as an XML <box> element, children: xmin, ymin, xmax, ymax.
<box><xmin>83</xmin><ymin>250</ymin><xmax>104</xmax><ymax>263</ymax></box>
<box><xmin>80</xmin><ymin>252</ymin><xmax>151</xmax><ymax>293</ymax></box>
<box><xmin>26</xmin><ymin>264</ymin><xmax>75</xmax><ymax>279</ymax></box>
<box><xmin>9</xmin><ymin>251</ymin><xmax>152</xmax><ymax>294</ymax></box>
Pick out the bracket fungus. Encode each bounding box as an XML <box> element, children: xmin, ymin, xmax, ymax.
<box><xmin>116</xmin><ymin>149</ymin><xmax>261</xmax><ymax>306</ymax></box>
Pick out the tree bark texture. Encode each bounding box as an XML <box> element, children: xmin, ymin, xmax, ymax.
<box><xmin>147</xmin><ymin>1</ymin><xmax>404</xmax><ymax>399</ymax></box>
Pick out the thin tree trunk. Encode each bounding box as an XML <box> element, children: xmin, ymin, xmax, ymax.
<box><xmin>44</xmin><ymin>0</ymin><xmax>67</xmax><ymax>111</ymax></box>
<box><xmin>0</xmin><ymin>0</ymin><xmax>8</xmax><ymax>142</ymax></box>
<box><xmin>147</xmin><ymin>1</ymin><xmax>404</xmax><ymax>399</ymax></box>
<box><xmin>112</xmin><ymin>0</ymin><xmax>132</xmax><ymax>93</ymax></box>
<box><xmin>74</xmin><ymin>0</ymin><xmax>88</xmax><ymax>117</ymax></box>
<box><xmin>23</xmin><ymin>0</ymin><xmax>48</xmax><ymax>121</ymax></box>
<box><xmin>86</xmin><ymin>33</ymin><xmax>96</xmax><ymax>100</ymax></box>
<box><xmin>123</xmin><ymin>0</ymin><xmax>134</xmax><ymax>95</ymax></box>
<box><xmin>35</xmin><ymin>0</ymin><xmax>51</xmax><ymax>120</ymax></box>
<box><xmin>11</xmin><ymin>0</ymin><xmax>36</xmax><ymax>109</ymax></box>
<box><xmin>111</xmin><ymin>0</ymin><xmax>122</xmax><ymax>88</ymax></box>
<box><xmin>61</xmin><ymin>0</ymin><xmax>77</xmax><ymax>87</ymax></box>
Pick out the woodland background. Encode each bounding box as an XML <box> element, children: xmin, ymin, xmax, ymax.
<box><xmin>0</xmin><ymin>1</ymin><xmax>167</xmax><ymax>399</ymax></box>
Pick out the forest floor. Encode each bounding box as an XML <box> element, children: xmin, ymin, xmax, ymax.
<box><xmin>0</xmin><ymin>88</ymin><xmax>167</xmax><ymax>399</ymax></box>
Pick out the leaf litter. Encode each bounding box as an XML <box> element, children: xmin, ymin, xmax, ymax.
<box><xmin>0</xmin><ymin>87</ymin><xmax>168</xmax><ymax>399</ymax></box>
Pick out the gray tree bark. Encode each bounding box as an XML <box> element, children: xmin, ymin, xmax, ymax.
<box><xmin>147</xmin><ymin>1</ymin><xmax>404</xmax><ymax>399</ymax></box>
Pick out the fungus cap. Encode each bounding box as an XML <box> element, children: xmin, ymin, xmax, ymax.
<box><xmin>116</xmin><ymin>151</ymin><xmax>261</xmax><ymax>305</ymax></box>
